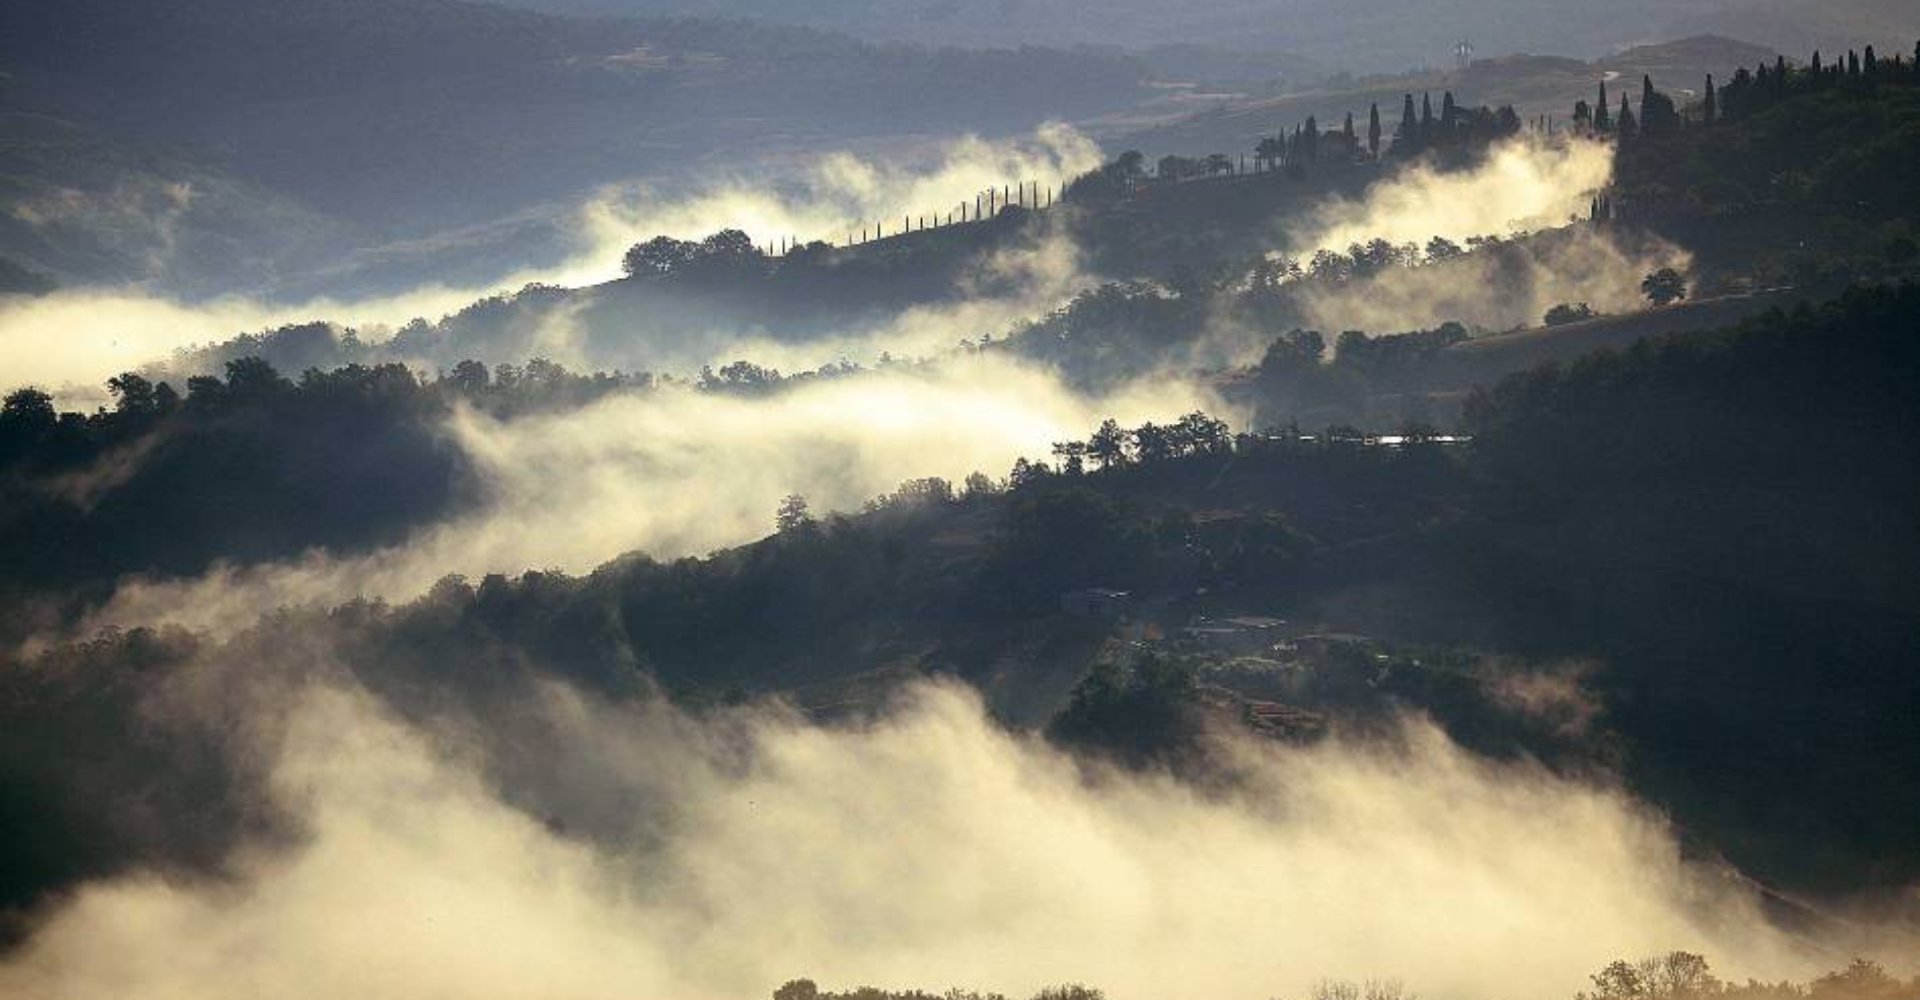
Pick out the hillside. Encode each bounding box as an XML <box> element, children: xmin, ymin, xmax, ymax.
<box><xmin>5</xmin><ymin>286</ymin><xmax>1917</xmax><ymax>912</ymax></box>
<box><xmin>0</xmin><ymin>0</ymin><xmax>1150</xmax><ymax>293</ymax></box>
<box><xmin>1098</xmin><ymin>36</ymin><xmax>1778</xmax><ymax>157</ymax></box>
<box><xmin>3</xmin><ymin>26</ymin><xmax>1920</xmax><ymax>984</ymax></box>
<box><xmin>498</xmin><ymin>0</ymin><xmax>1917</xmax><ymax>75</ymax></box>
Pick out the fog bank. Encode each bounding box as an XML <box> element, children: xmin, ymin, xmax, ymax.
<box><xmin>0</xmin><ymin>674</ymin><xmax>1826</xmax><ymax>1000</ymax></box>
<box><xmin>76</xmin><ymin>356</ymin><xmax>1215</xmax><ymax>638</ymax></box>
<box><xmin>0</xmin><ymin>125</ymin><xmax>1102</xmax><ymax>398</ymax></box>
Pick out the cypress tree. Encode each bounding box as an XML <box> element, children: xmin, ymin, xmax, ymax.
<box><xmin>1637</xmin><ymin>75</ymin><xmax>1678</xmax><ymax>135</ymax></box>
<box><xmin>1421</xmin><ymin>92</ymin><xmax>1435</xmax><ymax>136</ymax></box>
<box><xmin>1617</xmin><ymin>94</ymin><xmax>1636</xmax><ymax>140</ymax></box>
<box><xmin>1367</xmin><ymin>102</ymin><xmax>1382</xmax><ymax>157</ymax></box>
<box><xmin>1343</xmin><ymin>111</ymin><xmax>1356</xmax><ymax>154</ymax></box>
<box><xmin>1396</xmin><ymin>93</ymin><xmax>1417</xmax><ymax>152</ymax></box>
<box><xmin>1702</xmin><ymin>74</ymin><xmax>1716</xmax><ymax>124</ymax></box>
<box><xmin>1848</xmin><ymin>50</ymin><xmax>1860</xmax><ymax>78</ymax></box>
<box><xmin>1865</xmin><ymin>45</ymin><xmax>1878</xmax><ymax>79</ymax></box>
<box><xmin>1595</xmin><ymin>80</ymin><xmax>1612</xmax><ymax>131</ymax></box>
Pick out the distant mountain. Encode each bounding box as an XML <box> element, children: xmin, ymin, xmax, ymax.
<box><xmin>0</xmin><ymin>0</ymin><xmax>1149</xmax><ymax>294</ymax></box>
<box><xmin>1098</xmin><ymin>36</ymin><xmax>1780</xmax><ymax>160</ymax></box>
<box><xmin>0</xmin><ymin>111</ymin><xmax>346</xmax><ymax>296</ymax></box>
<box><xmin>498</xmin><ymin>0</ymin><xmax>1918</xmax><ymax>73</ymax></box>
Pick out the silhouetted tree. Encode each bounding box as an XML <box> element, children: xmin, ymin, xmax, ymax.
<box><xmin>623</xmin><ymin>235</ymin><xmax>696</xmax><ymax>276</ymax></box>
<box><xmin>775</xmin><ymin>494</ymin><xmax>815</xmax><ymax>534</ymax></box>
<box><xmin>1254</xmin><ymin>135</ymin><xmax>1284</xmax><ymax>170</ymax></box>
<box><xmin>447</xmin><ymin>359</ymin><xmax>490</xmax><ymax>394</ymax></box>
<box><xmin>1616</xmin><ymin>94</ymin><xmax>1638</xmax><ymax>140</ymax></box>
<box><xmin>773</xmin><ymin>980</ymin><xmax>820</xmax><ymax>1000</ymax></box>
<box><xmin>106</xmin><ymin>373</ymin><xmax>158</xmax><ymax>415</ymax></box>
<box><xmin>1544</xmin><ymin>302</ymin><xmax>1597</xmax><ymax>326</ymax></box>
<box><xmin>223</xmin><ymin>357</ymin><xmax>291</xmax><ymax>402</ymax></box>
<box><xmin>1088</xmin><ymin>418</ymin><xmax>1129</xmax><ymax>470</ymax></box>
<box><xmin>1639</xmin><ymin>75</ymin><xmax>1680</xmax><ymax>135</ymax></box>
<box><xmin>1641</xmin><ymin>267</ymin><xmax>1686</xmax><ymax>305</ymax></box>
<box><xmin>0</xmin><ymin>386</ymin><xmax>55</xmax><ymax>440</ymax></box>
<box><xmin>1051</xmin><ymin>440</ymin><xmax>1088</xmax><ymax>475</ymax></box>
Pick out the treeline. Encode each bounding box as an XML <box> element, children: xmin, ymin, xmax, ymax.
<box><xmin>0</xmin><ymin>345</ymin><xmax>935</xmax><ymax>623</ymax></box>
<box><xmin>1069</xmin><ymin>92</ymin><xmax>1520</xmax><ymax>200</ymax></box>
<box><xmin>763</xmin><ymin>955</ymin><xmax>1920</xmax><ymax>1000</ymax></box>
<box><xmin>1598</xmin><ymin>41</ymin><xmax>1920</xmax><ymax>284</ymax></box>
<box><xmin>1574</xmin><ymin>953</ymin><xmax>1918</xmax><ymax>1000</ymax></box>
<box><xmin>0</xmin><ymin>359</ymin><xmax>472</xmax><ymax>610</ymax></box>
<box><xmin>1713</xmin><ymin>42</ymin><xmax>1920</xmax><ymax>122</ymax></box>
<box><xmin>0</xmin><ymin>354</ymin><xmax>658</xmax><ymax>620</ymax></box>
<box><xmin>1376</xmin><ymin>90</ymin><xmax>1524</xmax><ymax>159</ymax></box>
<box><xmin>1019</xmin><ymin>412</ymin><xmax>1233</xmax><ymax>480</ymax></box>
<box><xmin>0</xmin><ymin>355</ymin><xmax>652</xmax><ymax>475</ymax></box>
<box><xmin>997</xmin><ymin>267</ymin><xmax>1495</xmax><ymax>427</ymax></box>
<box><xmin>1570</xmin><ymin>42</ymin><xmax>1918</xmax><ymax>144</ymax></box>
<box><xmin>773</xmin><ymin>981</ymin><xmax>1105</xmax><ymax>1000</ymax></box>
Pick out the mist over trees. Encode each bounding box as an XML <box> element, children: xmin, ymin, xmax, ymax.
<box><xmin>3</xmin><ymin>9</ymin><xmax>1920</xmax><ymax>991</ymax></box>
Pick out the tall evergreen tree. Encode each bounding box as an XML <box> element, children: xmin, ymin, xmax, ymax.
<box><xmin>1420</xmin><ymin>92</ymin><xmax>1435</xmax><ymax>137</ymax></box>
<box><xmin>1865</xmin><ymin>45</ymin><xmax>1878</xmax><ymax>80</ymax></box>
<box><xmin>1344</xmin><ymin>111</ymin><xmax>1356</xmax><ymax>153</ymax></box>
<box><xmin>1367</xmin><ymin>102</ymin><xmax>1382</xmax><ymax>157</ymax></box>
<box><xmin>1726</xmin><ymin>66</ymin><xmax>1752</xmax><ymax>118</ymax></box>
<box><xmin>1702</xmin><ymin>74</ymin><xmax>1716</xmax><ymax>124</ymax></box>
<box><xmin>1637</xmin><ymin>75</ymin><xmax>1679</xmax><ymax>135</ymax></box>
<box><xmin>1395</xmin><ymin>93</ymin><xmax>1417</xmax><ymax>153</ymax></box>
<box><xmin>1617</xmin><ymin>94</ymin><xmax>1637</xmax><ymax>140</ymax></box>
<box><xmin>1595</xmin><ymin>80</ymin><xmax>1612</xmax><ymax>131</ymax></box>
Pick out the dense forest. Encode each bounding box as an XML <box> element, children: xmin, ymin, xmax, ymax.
<box><xmin>2</xmin><ymin>18</ymin><xmax>1919</xmax><ymax>994</ymax></box>
<box><xmin>4</xmin><ymin>285</ymin><xmax>1917</xmax><ymax>916</ymax></box>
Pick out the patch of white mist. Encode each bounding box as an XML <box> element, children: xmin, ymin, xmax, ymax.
<box><xmin>0</xmin><ymin>676</ymin><xmax>1837</xmax><ymax>1000</ymax></box>
<box><xmin>74</xmin><ymin>357</ymin><xmax>1218</xmax><ymax>639</ymax></box>
<box><xmin>0</xmin><ymin>125</ymin><xmax>1103</xmax><ymax>399</ymax></box>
